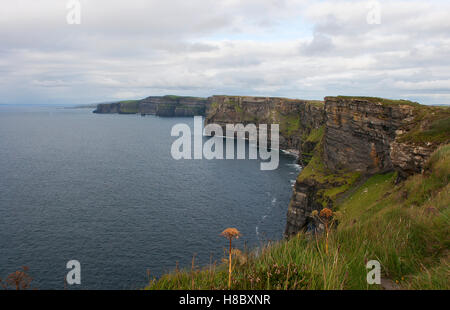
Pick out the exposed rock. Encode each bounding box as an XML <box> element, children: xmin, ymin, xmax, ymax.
<box><xmin>93</xmin><ymin>102</ymin><xmax>121</xmax><ymax>114</ymax></box>
<box><xmin>93</xmin><ymin>96</ymin><xmax>208</xmax><ymax>117</ymax></box>
<box><xmin>140</xmin><ymin>96</ymin><xmax>208</xmax><ymax>117</ymax></box>
<box><xmin>323</xmin><ymin>96</ymin><xmax>416</xmax><ymax>174</ymax></box>
<box><xmin>285</xmin><ymin>178</ymin><xmax>323</xmax><ymax>237</ymax></box>
<box><xmin>93</xmin><ymin>93</ymin><xmax>448</xmax><ymax>239</ymax></box>
<box><xmin>390</xmin><ymin>141</ymin><xmax>435</xmax><ymax>176</ymax></box>
<box><xmin>204</xmin><ymin>95</ymin><xmax>325</xmax><ymax>153</ymax></box>
<box><xmin>285</xmin><ymin>96</ymin><xmax>449</xmax><ymax>237</ymax></box>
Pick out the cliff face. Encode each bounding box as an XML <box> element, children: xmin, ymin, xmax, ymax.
<box><xmin>323</xmin><ymin>96</ymin><xmax>416</xmax><ymax>174</ymax></box>
<box><xmin>139</xmin><ymin>96</ymin><xmax>208</xmax><ymax>117</ymax></box>
<box><xmin>205</xmin><ymin>95</ymin><xmax>325</xmax><ymax>156</ymax></box>
<box><xmin>93</xmin><ymin>96</ymin><xmax>208</xmax><ymax>117</ymax></box>
<box><xmin>94</xmin><ymin>102</ymin><xmax>121</xmax><ymax>114</ymax></box>
<box><xmin>93</xmin><ymin>93</ymin><xmax>449</xmax><ymax>239</ymax></box>
<box><xmin>93</xmin><ymin>100</ymin><xmax>140</xmax><ymax>114</ymax></box>
<box><xmin>285</xmin><ymin>96</ymin><xmax>449</xmax><ymax>237</ymax></box>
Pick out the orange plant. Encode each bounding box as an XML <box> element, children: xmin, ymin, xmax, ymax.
<box><xmin>221</xmin><ymin>228</ymin><xmax>241</xmax><ymax>289</ymax></box>
<box><xmin>0</xmin><ymin>266</ymin><xmax>33</xmax><ymax>290</ymax></box>
<box><xmin>311</xmin><ymin>208</ymin><xmax>339</xmax><ymax>255</ymax></box>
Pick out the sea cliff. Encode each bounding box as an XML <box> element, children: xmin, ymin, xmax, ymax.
<box><xmin>94</xmin><ymin>94</ymin><xmax>449</xmax><ymax>289</ymax></box>
<box><xmin>204</xmin><ymin>95</ymin><xmax>325</xmax><ymax>159</ymax></box>
<box><xmin>285</xmin><ymin>96</ymin><xmax>449</xmax><ymax>236</ymax></box>
<box><xmin>93</xmin><ymin>95</ymin><xmax>208</xmax><ymax>117</ymax></box>
<box><xmin>93</xmin><ymin>94</ymin><xmax>449</xmax><ymax>237</ymax></box>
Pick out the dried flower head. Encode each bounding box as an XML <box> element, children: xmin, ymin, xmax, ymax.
<box><xmin>311</xmin><ymin>210</ymin><xmax>319</xmax><ymax>217</ymax></box>
<box><xmin>4</xmin><ymin>266</ymin><xmax>32</xmax><ymax>290</ymax></box>
<box><xmin>319</xmin><ymin>208</ymin><xmax>333</xmax><ymax>218</ymax></box>
<box><xmin>221</xmin><ymin>228</ymin><xmax>241</xmax><ymax>240</ymax></box>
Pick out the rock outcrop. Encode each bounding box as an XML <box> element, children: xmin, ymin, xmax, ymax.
<box><xmin>389</xmin><ymin>141</ymin><xmax>435</xmax><ymax>177</ymax></box>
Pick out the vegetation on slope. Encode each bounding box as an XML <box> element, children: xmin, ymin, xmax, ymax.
<box><xmin>145</xmin><ymin>144</ymin><xmax>449</xmax><ymax>290</ymax></box>
<box><xmin>334</xmin><ymin>96</ymin><xmax>420</xmax><ymax>107</ymax></box>
<box><xmin>296</xmin><ymin>132</ymin><xmax>361</xmax><ymax>207</ymax></box>
<box><xmin>278</xmin><ymin>113</ymin><xmax>301</xmax><ymax>137</ymax></box>
<box><xmin>398</xmin><ymin>106</ymin><xmax>450</xmax><ymax>145</ymax></box>
<box><xmin>118</xmin><ymin>100</ymin><xmax>140</xmax><ymax>114</ymax></box>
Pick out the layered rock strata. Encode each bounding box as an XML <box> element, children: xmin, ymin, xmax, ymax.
<box><xmin>285</xmin><ymin>96</ymin><xmax>449</xmax><ymax>237</ymax></box>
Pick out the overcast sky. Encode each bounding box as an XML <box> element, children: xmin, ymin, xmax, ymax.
<box><xmin>1</xmin><ymin>0</ymin><xmax>449</xmax><ymax>105</ymax></box>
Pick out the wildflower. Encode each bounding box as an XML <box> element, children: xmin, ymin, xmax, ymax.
<box><xmin>2</xmin><ymin>266</ymin><xmax>32</xmax><ymax>290</ymax></box>
<box><xmin>221</xmin><ymin>228</ymin><xmax>242</xmax><ymax>289</ymax></box>
<box><xmin>319</xmin><ymin>208</ymin><xmax>333</xmax><ymax>218</ymax></box>
<box><xmin>311</xmin><ymin>208</ymin><xmax>336</xmax><ymax>255</ymax></box>
<box><xmin>221</xmin><ymin>228</ymin><xmax>241</xmax><ymax>240</ymax></box>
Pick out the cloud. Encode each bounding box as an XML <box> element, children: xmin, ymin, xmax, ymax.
<box><xmin>0</xmin><ymin>0</ymin><xmax>449</xmax><ymax>105</ymax></box>
<box><xmin>300</xmin><ymin>33</ymin><xmax>335</xmax><ymax>55</ymax></box>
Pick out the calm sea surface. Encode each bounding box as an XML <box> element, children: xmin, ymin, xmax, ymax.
<box><xmin>0</xmin><ymin>105</ymin><xmax>300</xmax><ymax>289</ymax></box>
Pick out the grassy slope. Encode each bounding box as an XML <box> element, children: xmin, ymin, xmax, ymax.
<box><xmin>399</xmin><ymin>106</ymin><xmax>450</xmax><ymax>145</ymax></box>
<box><xmin>145</xmin><ymin>144</ymin><xmax>449</xmax><ymax>290</ymax></box>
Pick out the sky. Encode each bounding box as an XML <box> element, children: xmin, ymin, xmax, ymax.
<box><xmin>1</xmin><ymin>0</ymin><xmax>449</xmax><ymax>105</ymax></box>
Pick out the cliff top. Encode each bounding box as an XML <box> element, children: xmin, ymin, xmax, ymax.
<box><xmin>142</xmin><ymin>95</ymin><xmax>208</xmax><ymax>101</ymax></box>
<box><xmin>329</xmin><ymin>96</ymin><xmax>420</xmax><ymax>107</ymax></box>
<box><xmin>211</xmin><ymin>95</ymin><xmax>324</xmax><ymax>106</ymax></box>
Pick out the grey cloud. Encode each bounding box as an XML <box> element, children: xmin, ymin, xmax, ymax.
<box><xmin>299</xmin><ymin>32</ymin><xmax>334</xmax><ymax>55</ymax></box>
<box><xmin>0</xmin><ymin>0</ymin><xmax>449</xmax><ymax>105</ymax></box>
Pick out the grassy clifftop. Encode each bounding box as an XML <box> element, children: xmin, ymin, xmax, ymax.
<box><xmin>398</xmin><ymin>106</ymin><xmax>450</xmax><ymax>145</ymax></box>
<box><xmin>145</xmin><ymin>144</ymin><xmax>449</xmax><ymax>290</ymax></box>
<box><xmin>333</xmin><ymin>96</ymin><xmax>421</xmax><ymax>106</ymax></box>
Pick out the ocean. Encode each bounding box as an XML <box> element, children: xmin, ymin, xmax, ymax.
<box><xmin>0</xmin><ymin>105</ymin><xmax>300</xmax><ymax>289</ymax></box>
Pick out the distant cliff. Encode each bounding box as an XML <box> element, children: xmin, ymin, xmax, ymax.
<box><xmin>93</xmin><ymin>96</ymin><xmax>208</xmax><ymax>117</ymax></box>
<box><xmin>205</xmin><ymin>95</ymin><xmax>325</xmax><ymax>160</ymax></box>
<box><xmin>140</xmin><ymin>96</ymin><xmax>208</xmax><ymax>116</ymax></box>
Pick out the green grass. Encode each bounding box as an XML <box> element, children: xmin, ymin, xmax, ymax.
<box><xmin>305</xmin><ymin>100</ymin><xmax>324</xmax><ymax>108</ymax></box>
<box><xmin>118</xmin><ymin>100</ymin><xmax>140</xmax><ymax>114</ymax></box>
<box><xmin>399</xmin><ymin>112</ymin><xmax>450</xmax><ymax>144</ymax></box>
<box><xmin>145</xmin><ymin>144</ymin><xmax>449</xmax><ymax>290</ymax></box>
<box><xmin>296</xmin><ymin>127</ymin><xmax>361</xmax><ymax>206</ymax></box>
<box><xmin>277</xmin><ymin>113</ymin><xmax>301</xmax><ymax>137</ymax></box>
<box><xmin>305</xmin><ymin>126</ymin><xmax>324</xmax><ymax>144</ymax></box>
<box><xmin>334</xmin><ymin>96</ymin><xmax>420</xmax><ymax>107</ymax></box>
<box><xmin>297</xmin><ymin>154</ymin><xmax>361</xmax><ymax>207</ymax></box>
<box><xmin>163</xmin><ymin>95</ymin><xmax>181</xmax><ymax>100</ymax></box>
<box><xmin>296</xmin><ymin>148</ymin><xmax>360</xmax><ymax>187</ymax></box>
<box><xmin>163</xmin><ymin>95</ymin><xmax>207</xmax><ymax>101</ymax></box>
